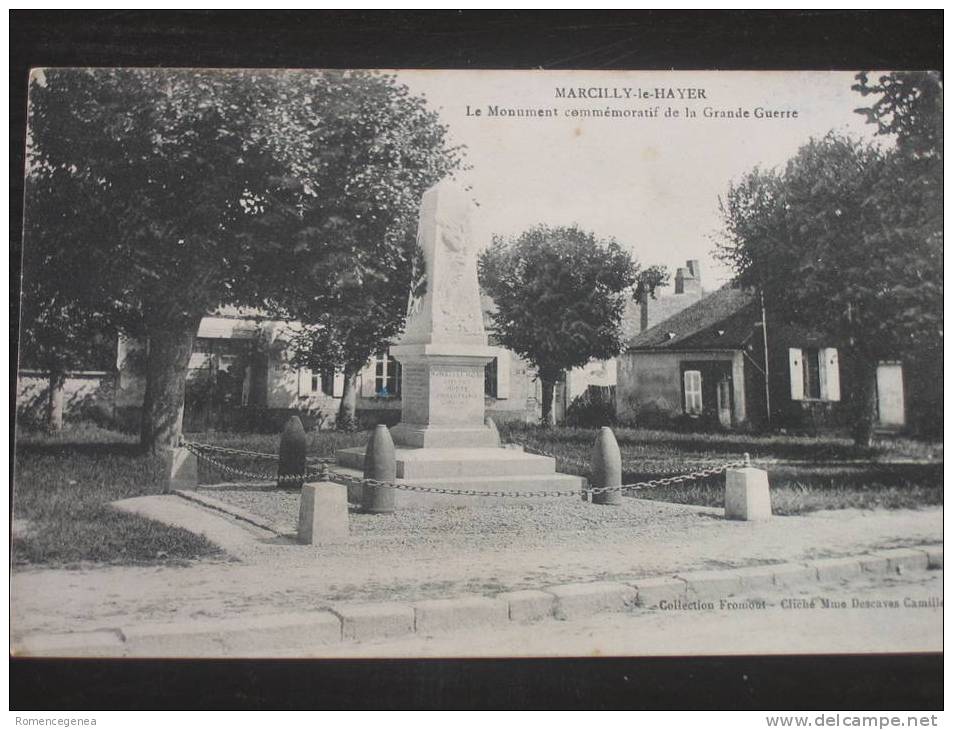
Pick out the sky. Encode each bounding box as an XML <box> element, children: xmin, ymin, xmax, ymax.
<box><xmin>397</xmin><ymin>70</ymin><xmax>880</xmax><ymax>293</ymax></box>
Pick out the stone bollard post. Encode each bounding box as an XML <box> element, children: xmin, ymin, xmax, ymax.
<box><xmin>278</xmin><ymin>416</ymin><xmax>307</xmax><ymax>490</ymax></box>
<box><xmin>590</xmin><ymin>426</ymin><xmax>623</xmax><ymax>506</ymax></box>
<box><xmin>362</xmin><ymin>424</ymin><xmax>397</xmax><ymax>514</ymax></box>
<box><xmin>298</xmin><ymin>481</ymin><xmax>349</xmax><ymax>544</ymax></box>
<box><xmin>167</xmin><ymin>445</ymin><xmax>198</xmax><ymax>494</ymax></box>
<box><xmin>724</xmin><ymin>453</ymin><xmax>772</xmax><ymax>520</ymax></box>
<box><xmin>484</xmin><ymin>415</ymin><xmax>501</xmax><ymax>447</ymax></box>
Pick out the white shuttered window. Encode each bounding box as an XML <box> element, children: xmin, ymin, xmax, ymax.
<box><xmin>684</xmin><ymin>370</ymin><xmax>703</xmax><ymax>415</ymax></box>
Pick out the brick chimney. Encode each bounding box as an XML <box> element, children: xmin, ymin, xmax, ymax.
<box><xmin>674</xmin><ymin>260</ymin><xmax>702</xmax><ymax>295</ymax></box>
<box><xmin>639</xmin><ymin>259</ymin><xmax>704</xmax><ymax>332</ymax></box>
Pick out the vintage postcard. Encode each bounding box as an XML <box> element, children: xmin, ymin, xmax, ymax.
<box><xmin>12</xmin><ymin>68</ymin><xmax>941</xmax><ymax>660</ymax></box>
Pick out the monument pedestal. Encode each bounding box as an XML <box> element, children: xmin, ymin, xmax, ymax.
<box><xmin>388</xmin><ymin>347</ymin><xmax>497</xmax><ymax>449</ymax></box>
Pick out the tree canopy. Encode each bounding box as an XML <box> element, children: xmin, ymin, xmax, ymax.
<box><xmin>717</xmin><ymin>72</ymin><xmax>942</xmax><ymax>443</ymax></box>
<box><xmin>24</xmin><ymin>68</ymin><xmax>464</xmax><ymax>446</ymax></box>
<box><xmin>479</xmin><ymin>224</ymin><xmax>652</xmax><ymax>425</ymax></box>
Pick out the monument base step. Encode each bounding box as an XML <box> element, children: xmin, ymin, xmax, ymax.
<box><xmin>390</xmin><ymin>423</ymin><xmax>499</xmax><ymax>449</ymax></box>
<box><xmin>330</xmin><ymin>466</ymin><xmax>587</xmax><ymax>509</ymax></box>
<box><xmin>336</xmin><ymin>445</ymin><xmax>557</xmax><ymax>479</ymax></box>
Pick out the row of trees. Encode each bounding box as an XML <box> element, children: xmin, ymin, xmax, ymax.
<box><xmin>717</xmin><ymin>71</ymin><xmax>942</xmax><ymax>445</ymax></box>
<box><xmin>22</xmin><ymin>69</ymin><xmax>465</xmax><ymax>449</ymax></box>
<box><xmin>23</xmin><ymin>68</ymin><xmax>671</xmax><ymax>443</ymax></box>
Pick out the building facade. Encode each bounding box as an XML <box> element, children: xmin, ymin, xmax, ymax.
<box><xmin>617</xmin><ymin>280</ymin><xmax>913</xmax><ymax>434</ymax></box>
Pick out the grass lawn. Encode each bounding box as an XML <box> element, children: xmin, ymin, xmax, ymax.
<box><xmin>12</xmin><ymin>423</ymin><xmax>222</xmax><ymax>568</ymax></box>
<box><xmin>11</xmin><ymin>423</ymin><xmax>370</xmax><ymax>568</ymax></box>
<box><xmin>498</xmin><ymin>422</ymin><xmax>943</xmax><ymax>515</ymax></box>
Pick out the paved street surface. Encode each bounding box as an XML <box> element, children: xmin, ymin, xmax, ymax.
<box><xmin>11</xmin><ymin>504</ymin><xmax>941</xmax><ymax>637</ymax></box>
<box><xmin>303</xmin><ymin>569</ymin><xmax>942</xmax><ymax>658</ymax></box>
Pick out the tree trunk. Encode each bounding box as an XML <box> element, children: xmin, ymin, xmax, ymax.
<box><xmin>540</xmin><ymin>377</ymin><xmax>557</xmax><ymax>427</ymax></box>
<box><xmin>47</xmin><ymin>370</ymin><xmax>66</xmax><ymax>432</ymax></box>
<box><xmin>140</xmin><ymin>325</ymin><xmax>198</xmax><ymax>454</ymax></box>
<box><xmin>851</xmin><ymin>356</ymin><xmax>879</xmax><ymax>448</ymax></box>
<box><xmin>336</xmin><ymin>367</ymin><xmax>358</xmax><ymax>431</ymax></box>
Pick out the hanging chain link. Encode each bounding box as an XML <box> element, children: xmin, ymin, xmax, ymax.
<box><xmin>182</xmin><ymin>439</ymin><xmax>750</xmax><ymax>497</ymax></box>
<box><xmin>183</xmin><ymin>441</ymin><xmax>332</xmax><ymax>484</ymax></box>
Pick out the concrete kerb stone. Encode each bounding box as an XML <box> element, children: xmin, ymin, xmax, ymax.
<box><xmin>121</xmin><ymin>611</ymin><xmax>343</xmax><ymax>656</ymax></box>
<box><xmin>13</xmin><ymin>629</ymin><xmax>125</xmax><ymax>657</ymax></box>
<box><xmin>629</xmin><ymin>576</ymin><xmax>688</xmax><ymax>608</ymax></box>
<box><xmin>546</xmin><ymin>582</ymin><xmax>637</xmax><ymax>621</ymax></box>
<box><xmin>330</xmin><ymin>603</ymin><xmax>416</xmax><ymax>642</ymax></box>
<box><xmin>770</xmin><ymin>562</ymin><xmax>819</xmax><ymax>588</ymax></box>
<box><xmin>916</xmin><ymin>544</ymin><xmax>943</xmax><ymax>569</ymax></box>
<box><xmin>873</xmin><ymin>547</ymin><xmax>930</xmax><ymax>574</ymax></box>
<box><xmin>857</xmin><ymin>554</ymin><xmax>890</xmax><ymax>575</ymax></box>
<box><xmin>809</xmin><ymin>556</ymin><xmax>864</xmax><ymax>582</ymax></box>
<box><xmin>676</xmin><ymin>569</ymin><xmax>747</xmax><ymax>600</ymax></box>
<box><xmin>412</xmin><ymin>595</ymin><xmax>509</xmax><ymax>635</ymax></box>
<box><xmin>497</xmin><ymin>590</ymin><xmax>556</xmax><ymax>622</ymax></box>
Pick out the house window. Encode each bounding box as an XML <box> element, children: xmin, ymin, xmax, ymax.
<box><xmin>789</xmin><ymin>347</ymin><xmax>840</xmax><ymax>402</ymax></box>
<box><xmin>374</xmin><ymin>350</ymin><xmax>401</xmax><ymax>397</ymax></box>
<box><xmin>311</xmin><ymin>374</ymin><xmax>320</xmax><ymax>393</ymax></box>
<box><xmin>683</xmin><ymin>370</ymin><xmax>703</xmax><ymax>415</ymax></box>
<box><xmin>320</xmin><ymin>367</ymin><xmax>335</xmax><ymax>397</ymax></box>
<box><xmin>485</xmin><ymin>357</ymin><xmax>498</xmax><ymax>398</ymax></box>
<box><xmin>803</xmin><ymin>348</ymin><xmax>822</xmax><ymax>400</ymax></box>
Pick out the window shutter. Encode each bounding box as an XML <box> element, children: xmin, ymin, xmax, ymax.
<box><xmin>821</xmin><ymin>348</ymin><xmax>840</xmax><ymax>401</ymax></box>
<box><xmin>496</xmin><ymin>349</ymin><xmax>511</xmax><ymax>399</ymax></box>
<box><xmin>360</xmin><ymin>361</ymin><xmax>378</xmax><ymax>397</ymax></box>
<box><xmin>297</xmin><ymin>368</ymin><xmax>312</xmax><ymax>397</ymax></box>
<box><xmin>788</xmin><ymin>348</ymin><xmax>804</xmax><ymax>401</ymax></box>
<box><xmin>333</xmin><ymin>372</ymin><xmax>345</xmax><ymax>398</ymax></box>
<box><xmin>683</xmin><ymin>370</ymin><xmax>703</xmax><ymax>414</ymax></box>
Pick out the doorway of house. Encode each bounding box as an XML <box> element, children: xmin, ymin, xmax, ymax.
<box><xmin>681</xmin><ymin>360</ymin><xmax>734</xmax><ymax>429</ymax></box>
<box><xmin>876</xmin><ymin>362</ymin><xmax>905</xmax><ymax>428</ymax></box>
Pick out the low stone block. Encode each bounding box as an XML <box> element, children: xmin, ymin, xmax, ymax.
<box><xmin>413</xmin><ymin>596</ymin><xmax>509</xmax><ymax>635</ymax></box>
<box><xmin>771</xmin><ymin>563</ymin><xmax>819</xmax><ymax>588</ymax></box>
<box><xmin>724</xmin><ymin>467</ymin><xmax>772</xmax><ymax>521</ymax></box>
<box><xmin>918</xmin><ymin>545</ymin><xmax>943</xmax><ymax>569</ymax></box>
<box><xmin>331</xmin><ymin>603</ymin><xmax>415</xmax><ymax>642</ymax></box>
<box><xmin>727</xmin><ymin>565</ymin><xmax>779</xmax><ymax>592</ymax></box>
<box><xmin>122</xmin><ymin>612</ymin><xmax>342</xmax><ymax>656</ymax></box>
<box><xmin>14</xmin><ymin>630</ymin><xmax>125</xmax><ymax>657</ymax></box>
<box><xmin>874</xmin><ymin>547</ymin><xmax>930</xmax><ymax>574</ymax></box>
<box><xmin>858</xmin><ymin>554</ymin><xmax>890</xmax><ymax>575</ymax></box>
<box><xmin>811</xmin><ymin>557</ymin><xmax>864</xmax><ymax>582</ymax></box>
<box><xmin>498</xmin><ymin>590</ymin><xmax>555</xmax><ymax>622</ymax></box>
<box><xmin>631</xmin><ymin>577</ymin><xmax>687</xmax><ymax>608</ymax></box>
<box><xmin>547</xmin><ymin>582</ymin><xmax>637</xmax><ymax>621</ymax></box>
<box><xmin>298</xmin><ymin>481</ymin><xmax>349</xmax><ymax>544</ymax></box>
<box><xmin>677</xmin><ymin>570</ymin><xmax>744</xmax><ymax>599</ymax></box>
<box><xmin>168</xmin><ymin>446</ymin><xmax>198</xmax><ymax>492</ymax></box>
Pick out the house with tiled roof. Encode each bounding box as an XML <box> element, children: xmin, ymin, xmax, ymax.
<box><xmin>617</xmin><ymin>274</ymin><xmax>911</xmax><ymax>433</ymax></box>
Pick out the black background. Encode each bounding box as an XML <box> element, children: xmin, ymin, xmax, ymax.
<box><xmin>9</xmin><ymin>9</ymin><xmax>943</xmax><ymax>711</ymax></box>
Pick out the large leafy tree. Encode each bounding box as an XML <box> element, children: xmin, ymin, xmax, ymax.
<box><xmin>249</xmin><ymin>72</ymin><xmax>465</xmax><ymax>429</ymax></box>
<box><xmin>479</xmin><ymin>225</ymin><xmax>657</xmax><ymax>426</ymax></box>
<box><xmin>26</xmin><ymin>68</ymin><xmax>294</xmax><ymax>452</ymax></box>
<box><xmin>24</xmin><ymin>68</ymin><xmax>463</xmax><ymax>448</ymax></box>
<box><xmin>853</xmin><ymin>71</ymin><xmax>943</xmax><ymax>437</ymax></box>
<box><xmin>717</xmin><ymin>129</ymin><xmax>941</xmax><ymax>444</ymax></box>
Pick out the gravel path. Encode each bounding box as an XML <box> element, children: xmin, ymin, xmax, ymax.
<box><xmin>197</xmin><ymin>485</ymin><xmax>712</xmax><ymax>547</ymax></box>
